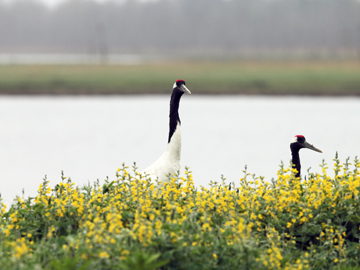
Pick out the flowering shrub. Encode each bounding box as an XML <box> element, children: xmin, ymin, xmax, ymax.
<box><xmin>0</xmin><ymin>155</ymin><xmax>360</xmax><ymax>270</ymax></box>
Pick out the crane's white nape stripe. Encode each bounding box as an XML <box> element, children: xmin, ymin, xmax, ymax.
<box><xmin>173</xmin><ymin>82</ymin><xmax>177</xmax><ymax>89</ymax></box>
<box><xmin>291</xmin><ymin>136</ymin><xmax>298</xmax><ymax>143</ymax></box>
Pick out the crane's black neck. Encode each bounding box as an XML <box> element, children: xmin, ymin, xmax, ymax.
<box><xmin>168</xmin><ymin>89</ymin><xmax>184</xmax><ymax>143</ymax></box>
<box><xmin>290</xmin><ymin>144</ymin><xmax>301</xmax><ymax>178</ymax></box>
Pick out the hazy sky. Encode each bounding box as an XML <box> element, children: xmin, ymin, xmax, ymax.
<box><xmin>4</xmin><ymin>0</ymin><xmax>152</xmax><ymax>7</ymax></box>
<box><xmin>42</xmin><ymin>0</ymin><xmax>74</xmax><ymax>7</ymax></box>
<box><xmin>14</xmin><ymin>0</ymin><xmax>110</xmax><ymax>7</ymax></box>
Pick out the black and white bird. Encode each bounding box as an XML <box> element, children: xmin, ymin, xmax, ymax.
<box><xmin>290</xmin><ymin>135</ymin><xmax>322</xmax><ymax>178</ymax></box>
<box><xmin>142</xmin><ymin>79</ymin><xmax>191</xmax><ymax>182</ymax></box>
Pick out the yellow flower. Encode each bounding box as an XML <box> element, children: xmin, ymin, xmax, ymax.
<box><xmin>213</xmin><ymin>253</ymin><xmax>217</xmax><ymax>260</ymax></box>
<box><xmin>99</xmin><ymin>251</ymin><xmax>110</xmax><ymax>259</ymax></box>
<box><xmin>14</xmin><ymin>239</ymin><xmax>28</xmax><ymax>258</ymax></box>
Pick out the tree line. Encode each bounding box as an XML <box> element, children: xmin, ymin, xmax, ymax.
<box><xmin>1</xmin><ymin>0</ymin><xmax>360</xmax><ymax>57</ymax></box>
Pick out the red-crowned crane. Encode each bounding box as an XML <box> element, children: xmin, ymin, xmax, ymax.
<box><xmin>290</xmin><ymin>135</ymin><xmax>322</xmax><ymax>178</ymax></box>
<box><xmin>142</xmin><ymin>80</ymin><xmax>191</xmax><ymax>182</ymax></box>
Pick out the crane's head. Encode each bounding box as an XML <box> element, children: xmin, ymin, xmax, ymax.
<box><xmin>173</xmin><ymin>79</ymin><xmax>191</xmax><ymax>95</ymax></box>
<box><xmin>290</xmin><ymin>135</ymin><xmax>322</xmax><ymax>153</ymax></box>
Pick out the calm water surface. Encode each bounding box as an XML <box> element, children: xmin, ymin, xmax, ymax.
<box><xmin>0</xmin><ymin>96</ymin><xmax>359</xmax><ymax>205</ymax></box>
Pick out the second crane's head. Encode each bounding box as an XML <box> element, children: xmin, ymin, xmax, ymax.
<box><xmin>290</xmin><ymin>135</ymin><xmax>322</xmax><ymax>153</ymax></box>
<box><xmin>172</xmin><ymin>79</ymin><xmax>191</xmax><ymax>95</ymax></box>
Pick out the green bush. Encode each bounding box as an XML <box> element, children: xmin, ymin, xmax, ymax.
<box><xmin>1</xmin><ymin>155</ymin><xmax>360</xmax><ymax>269</ymax></box>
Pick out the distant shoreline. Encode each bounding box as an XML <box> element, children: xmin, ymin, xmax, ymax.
<box><xmin>1</xmin><ymin>92</ymin><xmax>360</xmax><ymax>96</ymax></box>
<box><xmin>1</xmin><ymin>60</ymin><xmax>359</xmax><ymax>96</ymax></box>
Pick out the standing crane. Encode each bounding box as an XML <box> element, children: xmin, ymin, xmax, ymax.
<box><xmin>142</xmin><ymin>80</ymin><xmax>191</xmax><ymax>182</ymax></box>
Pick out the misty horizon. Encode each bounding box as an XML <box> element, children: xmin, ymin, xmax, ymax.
<box><xmin>1</xmin><ymin>0</ymin><xmax>360</xmax><ymax>59</ymax></box>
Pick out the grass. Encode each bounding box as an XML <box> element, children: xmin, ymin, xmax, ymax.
<box><xmin>0</xmin><ymin>60</ymin><xmax>359</xmax><ymax>95</ymax></box>
<box><xmin>1</xmin><ymin>154</ymin><xmax>360</xmax><ymax>269</ymax></box>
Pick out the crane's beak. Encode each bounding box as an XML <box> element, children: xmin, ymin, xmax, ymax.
<box><xmin>304</xmin><ymin>141</ymin><xmax>322</xmax><ymax>153</ymax></box>
<box><xmin>181</xmin><ymin>85</ymin><xmax>191</xmax><ymax>94</ymax></box>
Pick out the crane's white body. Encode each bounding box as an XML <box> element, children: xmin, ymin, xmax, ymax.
<box><xmin>142</xmin><ymin>123</ymin><xmax>182</xmax><ymax>182</ymax></box>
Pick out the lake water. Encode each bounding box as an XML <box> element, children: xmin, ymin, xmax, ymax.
<box><xmin>1</xmin><ymin>95</ymin><xmax>359</xmax><ymax>206</ymax></box>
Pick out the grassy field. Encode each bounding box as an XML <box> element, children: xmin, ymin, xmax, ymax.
<box><xmin>1</xmin><ymin>156</ymin><xmax>360</xmax><ymax>269</ymax></box>
<box><xmin>0</xmin><ymin>60</ymin><xmax>359</xmax><ymax>95</ymax></box>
